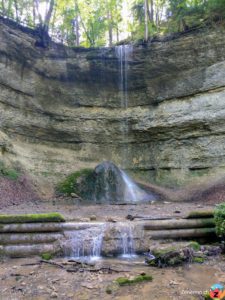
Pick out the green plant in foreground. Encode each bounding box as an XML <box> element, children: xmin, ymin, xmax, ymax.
<box><xmin>41</xmin><ymin>253</ymin><xmax>53</xmax><ymax>260</ymax></box>
<box><xmin>0</xmin><ymin>212</ymin><xmax>65</xmax><ymax>223</ymax></box>
<box><xmin>116</xmin><ymin>274</ymin><xmax>153</xmax><ymax>286</ymax></box>
<box><xmin>214</xmin><ymin>203</ymin><xmax>225</xmax><ymax>238</ymax></box>
<box><xmin>193</xmin><ymin>257</ymin><xmax>205</xmax><ymax>263</ymax></box>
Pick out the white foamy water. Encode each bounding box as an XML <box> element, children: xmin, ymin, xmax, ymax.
<box><xmin>121</xmin><ymin>170</ymin><xmax>155</xmax><ymax>202</ymax></box>
<box><xmin>63</xmin><ymin>225</ymin><xmax>105</xmax><ymax>260</ymax></box>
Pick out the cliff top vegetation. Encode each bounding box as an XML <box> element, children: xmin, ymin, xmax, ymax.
<box><xmin>0</xmin><ymin>0</ymin><xmax>225</xmax><ymax>48</ymax></box>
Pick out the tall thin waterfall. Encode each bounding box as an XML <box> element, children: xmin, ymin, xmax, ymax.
<box><xmin>115</xmin><ymin>45</ymin><xmax>133</xmax><ymax>166</ymax></box>
<box><xmin>115</xmin><ymin>45</ymin><xmax>133</xmax><ymax>109</ymax></box>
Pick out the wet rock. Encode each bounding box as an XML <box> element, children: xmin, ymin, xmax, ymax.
<box><xmin>75</xmin><ymin>161</ymin><xmax>154</xmax><ymax>203</ymax></box>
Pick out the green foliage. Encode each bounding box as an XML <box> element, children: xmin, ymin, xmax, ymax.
<box><xmin>188</xmin><ymin>241</ymin><xmax>201</xmax><ymax>251</ymax></box>
<box><xmin>41</xmin><ymin>252</ymin><xmax>53</xmax><ymax>260</ymax></box>
<box><xmin>116</xmin><ymin>274</ymin><xmax>153</xmax><ymax>286</ymax></box>
<box><xmin>0</xmin><ymin>213</ymin><xmax>65</xmax><ymax>223</ymax></box>
<box><xmin>214</xmin><ymin>203</ymin><xmax>225</xmax><ymax>238</ymax></box>
<box><xmin>193</xmin><ymin>257</ymin><xmax>205</xmax><ymax>263</ymax></box>
<box><xmin>0</xmin><ymin>161</ymin><xmax>19</xmax><ymax>180</ymax></box>
<box><xmin>1</xmin><ymin>0</ymin><xmax>225</xmax><ymax>46</ymax></box>
<box><xmin>206</xmin><ymin>0</ymin><xmax>225</xmax><ymax>20</ymax></box>
<box><xmin>56</xmin><ymin>168</ymin><xmax>94</xmax><ymax>195</ymax></box>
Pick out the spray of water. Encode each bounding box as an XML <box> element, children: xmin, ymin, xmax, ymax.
<box><xmin>121</xmin><ymin>170</ymin><xmax>155</xmax><ymax>202</ymax></box>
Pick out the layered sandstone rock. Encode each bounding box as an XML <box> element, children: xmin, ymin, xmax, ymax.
<box><xmin>1</xmin><ymin>16</ymin><xmax>225</xmax><ymax>191</ymax></box>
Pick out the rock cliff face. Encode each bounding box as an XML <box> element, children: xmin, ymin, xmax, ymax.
<box><xmin>1</xmin><ymin>17</ymin><xmax>225</xmax><ymax>192</ymax></box>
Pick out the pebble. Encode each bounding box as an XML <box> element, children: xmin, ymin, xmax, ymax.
<box><xmin>90</xmin><ymin>215</ymin><xmax>97</xmax><ymax>221</ymax></box>
<box><xmin>50</xmin><ymin>291</ymin><xmax>58</xmax><ymax>298</ymax></box>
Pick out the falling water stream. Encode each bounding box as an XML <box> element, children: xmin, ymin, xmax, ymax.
<box><xmin>63</xmin><ymin>222</ymin><xmax>139</xmax><ymax>260</ymax></box>
<box><xmin>118</xmin><ymin>222</ymin><xmax>136</xmax><ymax>258</ymax></box>
<box><xmin>115</xmin><ymin>45</ymin><xmax>133</xmax><ymax>167</ymax></box>
<box><xmin>63</xmin><ymin>225</ymin><xmax>105</xmax><ymax>261</ymax></box>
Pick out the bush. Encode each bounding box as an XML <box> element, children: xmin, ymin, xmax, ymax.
<box><xmin>214</xmin><ymin>203</ymin><xmax>225</xmax><ymax>238</ymax></box>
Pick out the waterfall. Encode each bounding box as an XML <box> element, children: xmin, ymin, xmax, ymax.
<box><xmin>121</xmin><ymin>170</ymin><xmax>155</xmax><ymax>202</ymax></box>
<box><xmin>118</xmin><ymin>223</ymin><xmax>136</xmax><ymax>258</ymax></box>
<box><xmin>115</xmin><ymin>45</ymin><xmax>133</xmax><ymax>109</ymax></box>
<box><xmin>115</xmin><ymin>45</ymin><xmax>133</xmax><ymax>167</ymax></box>
<box><xmin>63</xmin><ymin>225</ymin><xmax>105</xmax><ymax>260</ymax></box>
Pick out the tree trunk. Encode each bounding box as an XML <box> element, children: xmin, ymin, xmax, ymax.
<box><xmin>34</xmin><ymin>0</ymin><xmax>43</xmax><ymax>25</ymax></box>
<box><xmin>143</xmin><ymin>218</ymin><xmax>215</xmax><ymax>230</ymax></box>
<box><xmin>44</xmin><ymin>0</ymin><xmax>54</xmax><ymax>31</ymax></box>
<box><xmin>74</xmin><ymin>15</ymin><xmax>80</xmax><ymax>46</ymax></box>
<box><xmin>108</xmin><ymin>10</ymin><xmax>113</xmax><ymax>47</ymax></box>
<box><xmin>144</xmin><ymin>0</ymin><xmax>149</xmax><ymax>41</ymax></box>
<box><xmin>2</xmin><ymin>243</ymin><xmax>59</xmax><ymax>258</ymax></box>
<box><xmin>74</xmin><ymin>0</ymin><xmax>80</xmax><ymax>46</ymax></box>
<box><xmin>1</xmin><ymin>0</ymin><xmax>5</xmax><ymax>15</ymax></box>
<box><xmin>144</xmin><ymin>228</ymin><xmax>216</xmax><ymax>239</ymax></box>
<box><xmin>149</xmin><ymin>0</ymin><xmax>154</xmax><ymax>23</ymax></box>
<box><xmin>0</xmin><ymin>233</ymin><xmax>63</xmax><ymax>245</ymax></box>
<box><xmin>13</xmin><ymin>0</ymin><xmax>19</xmax><ymax>21</ymax></box>
<box><xmin>0</xmin><ymin>223</ymin><xmax>63</xmax><ymax>233</ymax></box>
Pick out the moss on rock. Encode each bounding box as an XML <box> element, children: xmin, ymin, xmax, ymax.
<box><xmin>56</xmin><ymin>168</ymin><xmax>94</xmax><ymax>197</ymax></box>
<box><xmin>193</xmin><ymin>257</ymin><xmax>205</xmax><ymax>263</ymax></box>
<box><xmin>116</xmin><ymin>274</ymin><xmax>153</xmax><ymax>286</ymax></box>
<box><xmin>41</xmin><ymin>252</ymin><xmax>54</xmax><ymax>260</ymax></box>
<box><xmin>0</xmin><ymin>213</ymin><xmax>65</xmax><ymax>223</ymax></box>
<box><xmin>188</xmin><ymin>241</ymin><xmax>201</xmax><ymax>251</ymax></box>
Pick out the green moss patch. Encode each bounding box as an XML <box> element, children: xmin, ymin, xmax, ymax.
<box><xmin>214</xmin><ymin>203</ymin><xmax>225</xmax><ymax>238</ymax></box>
<box><xmin>193</xmin><ymin>257</ymin><xmax>205</xmax><ymax>263</ymax></box>
<box><xmin>56</xmin><ymin>168</ymin><xmax>94</xmax><ymax>196</ymax></box>
<box><xmin>0</xmin><ymin>213</ymin><xmax>65</xmax><ymax>224</ymax></box>
<box><xmin>116</xmin><ymin>274</ymin><xmax>153</xmax><ymax>286</ymax></box>
<box><xmin>41</xmin><ymin>252</ymin><xmax>54</xmax><ymax>260</ymax></box>
<box><xmin>0</xmin><ymin>160</ymin><xmax>20</xmax><ymax>180</ymax></box>
<box><xmin>188</xmin><ymin>241</ymin><xmax>201</xmax><ymax>251</ymax></box>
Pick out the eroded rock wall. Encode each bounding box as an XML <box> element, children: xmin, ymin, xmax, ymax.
<box><xmin>1</xmin><ymin>17</ymin><xmax>225</xmax><ymax>190</ymax></box>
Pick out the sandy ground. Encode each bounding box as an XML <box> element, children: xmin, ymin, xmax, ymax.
<box><xmin>0</xmin><ymin>255</ymin><xmax>224</xmax><ymax>300</ymax></box>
